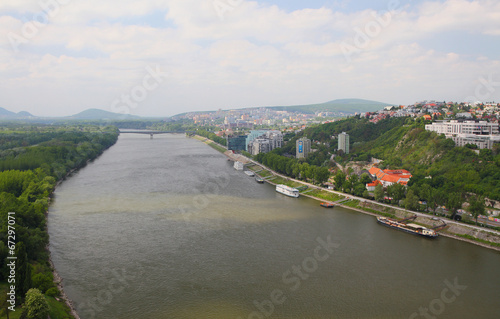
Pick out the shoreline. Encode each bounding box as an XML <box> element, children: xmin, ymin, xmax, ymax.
<box><xmin>47</xmin><ymin>155</ymin><xmax>110</xmax><ymax>318</ymax></box>
<box><xmin>190</xmin><ymin>135</ymin><xmax>500</xmax><ymax>252</ymax></box>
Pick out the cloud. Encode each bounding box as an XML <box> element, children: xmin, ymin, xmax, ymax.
<box><xmin>0</xmin><ymin>0</ymin><xmax>499</xmax><ymax>116</ymax></box>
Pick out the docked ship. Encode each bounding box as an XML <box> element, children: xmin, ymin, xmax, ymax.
<box><xmin>234</xmin><ymin>161</ymin><xmax>244</xmax><ymax>171</ymax></box>
<box><xmin>376</xmin><ymin>216</ymin><xmax>440</xmax><ymax>238</ymax></box>
<box><xmin>244</xmin><ymin>170</ymin><xmax>255</xmax><ymax>177</ymax></box>
<box><xmin>255</xmin><ymin>176</ymin><xmax>264</xmax><ymax>183</ymax></box>
<box><xmin>276</xmin><ymin>184</ymin><xmax>299</xmax><ymax>198</ymax></box>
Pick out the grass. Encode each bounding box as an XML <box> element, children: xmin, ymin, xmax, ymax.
<box><xmin>307</xmin><ymin>189</ymin><xmax>345</xmax><ymax>202</ymax></box>
<box><xmin>456</xmin><ymin>234</ymin><xmax>500</xmax><ymax>248</ymax></box>
<box><xmin>246</xmin><ymin>164</ymin><xmax>260</xmax><ymax>171</ymax></box>
<box><xmin>207</xmin><ymin>142</ymin><xmax>227</xmax><ymax>153</ymax></box>
<box><xmin>259</xmin><ymin>170</ymin><xmax>272</xmax><ymax>178</ymax></box>
<box><xmin>342</xmin><ymin>199</ymin><xmax>360</xmax><ymax>208</ymax></box>
<box><xmin>47</xmin><ymin>296</ymin><xmax>73</xmax><ymax>319</ymax></box>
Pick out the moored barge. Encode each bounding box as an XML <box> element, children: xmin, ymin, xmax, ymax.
<box><xmin>377</xmin><ymin>216</ymin><xmax>438</xmax><ymax>238</ymax></box>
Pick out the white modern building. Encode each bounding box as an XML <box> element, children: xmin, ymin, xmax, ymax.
<box><xmin>425</xmin><ymin>120</ymin><xmax>499</xmax><ymax>149</ymax></box>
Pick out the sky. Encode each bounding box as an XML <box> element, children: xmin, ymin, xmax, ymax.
<box><xmin>1</xmin><ymin>0</ymin><xmax>499</xmax><ymax>117</ymax></box>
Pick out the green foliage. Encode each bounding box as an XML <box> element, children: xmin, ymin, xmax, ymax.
<box><xmin>196</xmin><ymin>129</ymin><xmax>227</xmax><ymax>146</ymax></box>
<box><xmin>14</xmin><ymin>243</ymin><xmax>31</xmax><ymax>305</ymax></box>
<box><xmin>333</xmin><ymin>171</ymin><xmax>346</xmax><ymax>191</ymax></box>
<box><xmin>297</xmin><ymin>116</ymin><xmax>500</xmax><ymax>202</ymax></box>
<box><xmin>0</xmin><ymin>125</ymin><xmax>119</xmax><ymax>318</ymax></box>
<box><xmin>374</xmin><ymin>184</ymin><xmax>384</xmax><ymax>202</ymax></box>
<box><xmin>387</xmin><ymin>183</ymin><xmax>405</xmax><ymax>204</ymax></box>
<box><xmin>255</xmin><ymin>151</ymin><xmax>330</xmax><ymax>184</ymax></box>
<box><xmin>31</xmin><ymin>273</ymin><xmax>54</xmax><ymax>294</ymax></box>
<box><xmin>44</xmin><ymin>288</ymin><xmax>59</xmax><ymax>298</ymax></box>
<box><xmin>360</xmin><ymin>173</ymin><xmax>372</xmax><ymax>184</ymax></box>
<box><xmin>447</xmin><ymin>192</ymin><xmax>463</xmax><ymax>217</ymax></box>
<box><xmin>404</xmin><ymin>189</ymin><xmax>419</xmax><ymax>211</ymax></box>
<box><xmin>23</xmin><ymin>288</ymin><xmax>49</xmax><ymax>319</ymax></box>
<box><xmin>469</xmin><ymin>195</ymin><xmax>485</xmax><ymax>225</ymax></box>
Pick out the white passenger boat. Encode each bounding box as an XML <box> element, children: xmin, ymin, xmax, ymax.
<box><xmin>276</xmin><ymin>184</ymin><xmax>299</xmax><ymax>198</ymax></box>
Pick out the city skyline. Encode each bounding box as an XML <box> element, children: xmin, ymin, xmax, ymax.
<box><xmin>1</xmin><ymin>0</ymin><xmax>499</xmax><ymax>117</ymax></box>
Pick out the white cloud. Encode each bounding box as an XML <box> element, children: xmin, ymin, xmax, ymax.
<box><xmin>0</xmin><ymin>0</ymin><xmax>499</xmax><ymax>116</ymax></box>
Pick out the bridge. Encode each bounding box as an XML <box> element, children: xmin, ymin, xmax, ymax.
<box><xmin>119</xmin><ymin>130</ymin><xmax>196</xmax><ymax>138</ymax></box>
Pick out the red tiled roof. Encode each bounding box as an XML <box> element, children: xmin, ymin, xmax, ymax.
<box><xmin>367</xmin><ymin>180</ymin><xmax>382</xmax><ymax>187</ymax></box>
<box><xmin>381</xmin><ymin>174</ymin><xmax>401</xmax><ymax>183</ymax></box>
<box><xmin>369</xmin><ymin>167</ymin><xmax>381</xmax><ymax>175</ymax></box>
<box><xmin>371</xmin><ymin>168</ymin><xmax>413</xmax><ymax>186</ymax></box>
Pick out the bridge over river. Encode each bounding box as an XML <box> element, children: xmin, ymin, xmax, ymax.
<box><xmin>119</xmin><ymin>130</ymin><xmax>195</xmax><ymax>138</ymax></box>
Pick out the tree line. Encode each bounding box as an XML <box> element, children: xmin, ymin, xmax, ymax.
<box><xmin>255</xmin><ymin>151</ymin><xmax>330</xmax><ymax>184</ymax></box>
<box><xmin>0</xmin><ymin>125</ymin><xmax>119</xmax><ymax>316</ymax></box>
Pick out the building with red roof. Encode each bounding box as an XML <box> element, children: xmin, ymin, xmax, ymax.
<box><xmin>368</xmin><ymin>167</ymin><xmax>412</xmax><ymax>188</ymax></box>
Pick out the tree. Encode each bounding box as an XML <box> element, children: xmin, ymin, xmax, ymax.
<box><xmin>447</xmin><ymin>192</ymin><xmax>463</xmax><ymax>220</ymax></box>
<box><xmin>404</xmin><ymin>189</ymin><xmax>419</xmax><ymax>211</ymax></box>
<box><xmin>360</xmin><ymin>173</ymin><xmax>372</xmax><ymax>185</ymax></box>
<box><xmin>419</xmin><ymin>183</ymin><xmax>432</xmax><ymax>212</ymax></box>
<box><xmin>469</xmin><ymin>195</ymin><xmax>485</xmax><ymax>225</ymax></box>
<box><xmin>22</xmin><ymin>288</ymin><xmax>49</xmax><ymax>319</ymax></box>
<box><xmin>374</xmin><ymin>184</ymin><xmax>384</xmax><ymax>202</ymax></box>
<box><xmin>14</xmin><ymin>242</ymin><xmax>31</xmax><ymax>305</ymax></box>
<box><xmin>387</xmin><ymin>183</ymin><xmax>405</xmax><ymax>204</ymax></box>
<box><xmin>353</xmin><ymin>183</ymin><xmax>367</xmax><ymax>197</ymax></box>
<box><xmin>334</xmin><ymin>171</ymin><xmax>346</xmax><ymax>191</ymax></box>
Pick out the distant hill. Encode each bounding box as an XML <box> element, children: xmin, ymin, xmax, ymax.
<box><xmin>0</xmin><ymin>107</ymin><xmax>16</xmax><ymax>118</ymax></box>
<box><xmin>269</xmin><ymin>99</ymin><xmax>393</xmax><ymax>114</ymax></box>
<box><xmin>69</xmin><ymin>108</ymin><xmax>141</xmax><ymax>120</ymax></box>
<box><xmin>172</xmin><ymin>98</ymin><xmax>393</xmax><ymax>118</ymax></box>
<box><xmin>16</xmin><ymin>111</ymin><xmax>35</xmax><ymax>117</ymax></box>
<box><xmin>0</xmin><ymin>107</ymin><xmax>36</xmax><ymax>119</ymax></box>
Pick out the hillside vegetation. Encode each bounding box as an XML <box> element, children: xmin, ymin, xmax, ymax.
<box><xmin>296</xmin><ymin>116</ymin><xmax>500</xmax><ymax>202</ymax></box>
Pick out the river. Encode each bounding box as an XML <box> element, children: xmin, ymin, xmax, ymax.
<box><xmin>48</xmin><ymin>133</ymin><xmax>500</xmax><ymax>319</ymax></box>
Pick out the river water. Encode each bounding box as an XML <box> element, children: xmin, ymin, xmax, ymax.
<box><xmin>48</xmin><ymin>134</ymin><xmax>500</xmax><ymax>319</ymax></box>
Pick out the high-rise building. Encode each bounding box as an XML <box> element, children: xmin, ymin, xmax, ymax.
<box><xmin>249</xmin><ymin>138</ymin><xmax>271</xmax><ymax>156</ymax></box>
<box><xmin>338</xmin><ymin>132</ymin><xmax>349</xmax><ymax>154</ymax></box>
<box><xmin>245</xmin><ymin>130</ymin><xmax>283</xmax><ymax>154</ymax></box>
<box><xmin>296</xmin><ymin>137</ymin><xmax>311</xmax><ymax>158</ymax></box>
<box><xmin>227</xmin><ymin>135</ymin><xmax>248</xmax><ymax>151</ymax></box>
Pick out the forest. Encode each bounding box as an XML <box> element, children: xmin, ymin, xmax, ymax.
<box><xmin>0</xmin><ymin>124</ymin><xmax>119</xmax><ymax>317</ymax></box>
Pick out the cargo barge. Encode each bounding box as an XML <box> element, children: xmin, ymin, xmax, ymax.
<box><xmin>376</xmin><ymin>216</ymin><xmax>439</xmax><ymax>238</ymax></box>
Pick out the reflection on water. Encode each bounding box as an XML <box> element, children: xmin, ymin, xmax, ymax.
<box><xmin>49</xmin><ymin>134</ymin><xmax>500</xmax><ymax>319</ymax></box>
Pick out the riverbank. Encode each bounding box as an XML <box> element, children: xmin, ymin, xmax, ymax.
<box><xmin>190</xmin><ymin>135</ymin><xmax>500</xmax><ymax>252</ymax></box>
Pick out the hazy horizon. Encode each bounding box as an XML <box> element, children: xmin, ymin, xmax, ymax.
<box><xmin>1</xmin><ymin>0</ymin><xmax>499</xmax><ymax>117</ymax></box>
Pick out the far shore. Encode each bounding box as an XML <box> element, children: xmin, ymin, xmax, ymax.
<box><xmin>191</xmin><ymin>134</ymin><xmax>500</xmax><ymax>252</ymax></box>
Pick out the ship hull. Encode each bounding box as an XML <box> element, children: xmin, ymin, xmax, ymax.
<box><xmin>377</xmin><ymin>217</ymin><xmax>438</xmax><ymax>238</ymax></box>
<box><xmin>276</xmin><ymin>185</ymin><xmax>299</xmax><ymax>198</ymax></box>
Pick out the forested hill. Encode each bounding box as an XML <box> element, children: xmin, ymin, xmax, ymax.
<box><xmin>293</xmin><ymin>117</ymin><xmax>500</xmax><ymax>201</ymax></box>
<box><xmin>0</xmin><ymin>124</ymin><xmax>119</xmax><ymax>314</ymax></box>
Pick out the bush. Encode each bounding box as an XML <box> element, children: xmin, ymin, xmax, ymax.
<box><xmin>45</xmin><ymin>287</ymin><xmax>60</xmax><ymax>297</ymax></box>
<box><xmin>23</xmin><ymin>288</ymin><xmax>49</xmax><ymax>319</ymax></box>
<box><xmin>32</xmin><ymin>273</ymin><xmax>55</xmax><ymax>293</ymax></box>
